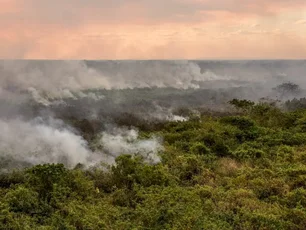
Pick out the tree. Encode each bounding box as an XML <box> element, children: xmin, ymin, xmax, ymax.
<box><xmin>229</xmin><ymin>99</ymin><xmax>255</xmax><ymax>112</ymax></box>
<box><xmin>273</xmin><ymin>82</ymin><xmax>301</xmax><ymax>98</ymax></box>
<box><xmin>26</xmin><ymin>164</ymin><xmax>67</xmax><ymax>201</ymax></box>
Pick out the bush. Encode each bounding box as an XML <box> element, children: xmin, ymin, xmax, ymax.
<box><xmin>111</xmin><ymin>155</ymin><xmax>170</xmax><ymax>189</ymax></box>
<box><xmin>2</xmin><ymin>97</ymin><xmax>306</xmax><ymax>228</ymax></box>
<box><xmin>229</xmin><ymin>99</ymin><xmax>255</xmax><ymax>112</ymax></box>
<box><xmin>190</xmin><ymin>143</ymin><xmax>211</xmax><ymax>155</ymax></box>
<box><xmin>26</xmin><ymin>164</ymin><xmax>68</xmax><ymax>202</ymax></box>
<box><xmin>5</xmin><ymin>186</ymin><xmax>39</xmax><ymax>214</ymax></box>
<box><xmin>0</xmin><ymin>171</ymin><xmax>26</xmax><ymax>188</ymax></box>
<box><xmin>233</xmin><ymin>144</ymin><xmax>264</xmax><ymax>160</ymax></box>
<box><xmin>221</xmin><ymin>116</ymin><xmax>255</xmax><ymax>130</ymax></box>
<box><xmin>212</xmin><ymin>142</ymin><xmax>232</xmax><ymax>158</ymax></box>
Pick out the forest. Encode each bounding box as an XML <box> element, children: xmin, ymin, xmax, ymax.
<box><xmin>1</xmin><ymin>96</ymin><xmax>306</xmax><ymax>229</ymax></box>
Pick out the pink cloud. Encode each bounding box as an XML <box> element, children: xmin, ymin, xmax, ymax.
<box><xmin>295</xmin><ymin>19</ymin><xmax>306</xmax><ymax>24</ymax></box>
<box><xmin>0</xmin><ymin>0</ymin><xmax>305</xmax><ymax>59</ymax></box>
<box><xmin>1</xmin><ymin>0</ymin><xmax>305</xmax><ymax>26</ymax></box>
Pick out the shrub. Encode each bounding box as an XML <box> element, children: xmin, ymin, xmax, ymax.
<box><xmin>26</xmin><ymin>164</ymin><xmax>68</xmax><ymax>201</ymax></box>
<box><xmin>111</xmin><ymin>155</ymin><xmax>170</xmax><ymax>189</ymax></box>
<box><xmin>228</xmin><ymin>99</ymin><xmax>255</xmax><ymax>112</ymax></box>
<box><xmin>233</xmin><ymin>145</ymin><xmax>264</xmax><ymax>160</ymax></box>
<box><xmin>5</xmin><ymin>186</ymin><xmax>39</xmax><ymax>214</ymax></box>
<box><xmin>212</xmin><ymin>142</ymin><xmax>232</xmax><ymax>157</ymax></box>
<box><xmin>190</xmin><ymin>143</ymin><xmax>211</xmax><ymax>155</ymax></box>
<box><xmin>220</xmin><ymin>116</ymin><xmax>255</xmax><ymax>130</ymax></box>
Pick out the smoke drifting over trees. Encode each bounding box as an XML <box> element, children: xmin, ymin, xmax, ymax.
<box><xmin>0</xmin><ymin>60</ymin><xmax>306</xmax><ymax>170</ymax></box>
<box><xmin>2</xmin><ymin>60</ymin><xmax>306</xmax><ymax>229</ymax></box>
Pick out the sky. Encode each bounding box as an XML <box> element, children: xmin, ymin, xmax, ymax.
<box><xmin>0</xmin><ymin>0</ymin><xmax>306</xmax><ymax>59</ymax></box>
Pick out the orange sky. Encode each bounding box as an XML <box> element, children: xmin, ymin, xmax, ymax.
<box><xmin>0</xmin><ymin>0</ymin><xmax>306</xmax><ymax>59</ymax></box>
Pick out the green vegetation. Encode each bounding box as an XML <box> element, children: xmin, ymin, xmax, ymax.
<box><xmin>2</xmin><ymin>99</ymin><xmax>306</xmax><ymax>229</ymax></box>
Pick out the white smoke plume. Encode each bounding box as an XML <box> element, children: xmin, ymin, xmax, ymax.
<box><xmin>0</xmin><ymin>60</ymin><xmax>110</xmax><ymax>92</ymax></box>
<box><xmin>100</xmin><ymin>127</ymin><xmax>162</xmax><ymax>164</ymax></box>
<box><xmin>1</xmin><ymin>60</ymin><xmax>305</xmax><ymax>106</ymax></box>
<box><xmin>0</xmin><ymin>117</ymin><xmax>91</xmax><ymax>168</ymax></box>
<box><xmin>147</xmin><ymin>103</ymin><xmax>189</xmax><ymax>122</ymax></box>
<box><xmin>0</xmin><ymin>60</ymin><xmax>305</xmax><ymax>106</ymax></box>
<box><xmin>27</xmin><ymin>87</ymin><xmax>105</xmax><ymax>106</ymax></box>
<box><xmin>0</xmin><ymin>117</ymin><xmax>162</xmax><ymax>171</ymax></box>
<box><xmin>0</xmin><ymin>60</ymin><xmax>229</xmax><ymax>94</ymax></box>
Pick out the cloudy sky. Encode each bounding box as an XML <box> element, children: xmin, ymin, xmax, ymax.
<box><xmin>1</xmin><ymin>0</ymin><xmax>306</xmax><ymax>59</ymax></box>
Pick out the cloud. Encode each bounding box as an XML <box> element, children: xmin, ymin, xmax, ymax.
<box><xmin>295</xmin><ymin>19</ymin><xmax>306</xmax><ymax>24</ymax></box>
<box><xmin>2</xmin><ymin>0</ymin><xmax>305</xmax><ymax>27</ymax></box>
<box><xmin>0</xmin><ymin>28</ymin><xmax>305</xmax><ymax>59</ymax></box>
<box><xmin>0</xmin><ymin>0</ymin><xmax>306</xmax><ymax>59</ymax></box>
<box><xmin>250</xmin><ymin>23</ymin><xmax>260</xmax><ymax>28</ymax></box>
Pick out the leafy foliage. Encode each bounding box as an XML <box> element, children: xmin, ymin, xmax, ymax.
<box><xmin>2</xmin><ymin>99</ymin><xmax>306</xmax><ymax>229</ymax></box>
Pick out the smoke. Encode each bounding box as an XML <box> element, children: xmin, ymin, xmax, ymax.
<box><xmin>0</xmin><ymin>60</ymin><xmax>306</xmax><ymax>171</ymax></box>
<box><xmin>0</xmin><ymin>60</ymin><xmax>232</xmax><ymax>96</ymax></box>
<box><xmin>0</xmin><ymin>60</ymin><xmax>110</xmax><ymax>92</ymax></box>
<box><xmin>0</xmin><ymin>117</ymin><xmax>162</xmax><ymax>171</ymax></box>
<box><xmin>27</xmin><ymin>87</ymin><xmax>105</xmax><ymax>106</ymax></box>
<box><xmin>94</xmin><ymin>60</ymin><xmax>229</xmax><ymax>89</ymax></box>
<box><xmin>100</xmin><ymin>127</ymin><xmax>162</xmax><ymax>164</ymax></box>
<box><xmin>1</xmin><ymin>60</ymin><xmax>305</xmax><ymax>104</ymax></box>
<box><xmin>1</xmin><ymin>60</ymin><xmax>306</xmax><ymax>107</ymax></box>
<box><xmin>147</xmin><ymin>102</ymin><xmax>189</xmax><ymax>121</ymax></box>
<box><xmin>75</xmin><ymin>91</ymin><xmax>105</xmax><ymax>101</ymax></box>
<box><xmin>0</xmin><ymin>117</ymin><xmax>91</xmax><ymax>169</ymax></box>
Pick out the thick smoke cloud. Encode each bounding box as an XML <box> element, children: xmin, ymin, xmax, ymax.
<box><xmin>0</xmin><ymin>117</ymin><xmax>91</xmax><ymax>169</ymax></box>
<box><xmin>0</xmin><ymin>117</ymin><xmax>162</xmax><ymax>171</ymax></box>
<box><xmin>1</xmin><ymin>60</ymin><xmax>306</xmax><ymax>170</ymax></box>
<box><xmin>1</xmin><ymin>60</ymin><xmax>306</xmax><ymax>96</ymax></box>
<box><xmin>0</xmin><ymin>60</ymin><xmax>110</xmax><ymax>93</ymax></box>
<box><xmin>0</xmin><ymin>60</ymin><xmax>227</xmax><ymax>93</ymax></box>
<box><xmin>0</xmin><ymin>60</ymin><xmax>234</xmax><ymax>109</ymax></box>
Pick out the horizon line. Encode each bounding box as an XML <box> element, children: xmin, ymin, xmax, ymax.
<box><xmin>0</xmin><ymin>58</ymin><xmax>306</xmax><ymax>61</ymax></box>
